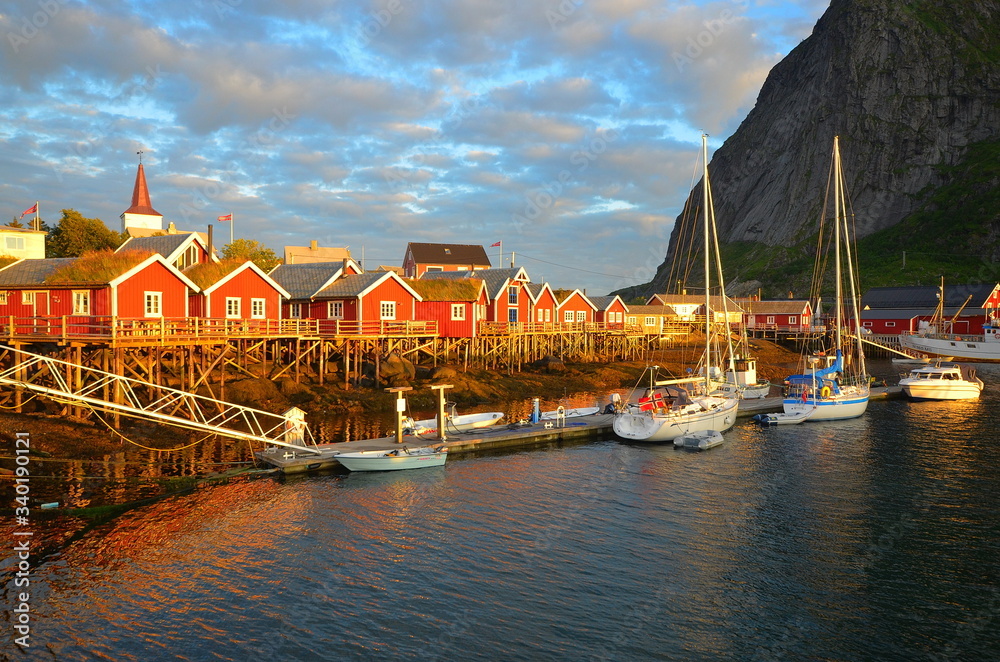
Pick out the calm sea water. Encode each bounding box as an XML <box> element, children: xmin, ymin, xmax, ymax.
<box><xmin>6</xmin><ymin>362</ymin><xmax>1000</xmax><ymax>661</ymax></box>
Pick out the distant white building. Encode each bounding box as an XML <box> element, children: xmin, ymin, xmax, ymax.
<box><xmin>0</xmin><ymin>226</ymin><xmax>46</xmax><ymax>259</ymax></box>
<box><xmin>283</xmin><ymin>241</ymin><xmax>351</xmax><ymax>265</ymax></box>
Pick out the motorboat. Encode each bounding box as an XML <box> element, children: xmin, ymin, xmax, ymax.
<box><xmin>404</xmin><ymin>405</ymin><xmax>503</xmax><ymax>435</ymax></box>
<box><xmin>673</xmin><ymin>429</ymin><xmax>724</xmax><ymax>450</ymax></box>
<box><xmin>335</xmin><ymin>445</ymin><xmax>448</xmax><ymax>471</ymax></box>
<box><xmin>898</xmin><ymin>362</ymin><xmax>984</xmax><ymax>400</ymax></box>
<box><xmin>753</xmin><ymin>408</ymin><xmax>816</xmax><ymax>425</ymax></box>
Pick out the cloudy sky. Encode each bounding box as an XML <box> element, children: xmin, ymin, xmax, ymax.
<box><xmin>0</xmin><ymin>0</ymin><xmax>828</xmax><ymax>294</ymax></box>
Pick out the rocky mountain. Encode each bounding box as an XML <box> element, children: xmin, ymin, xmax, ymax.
<box><xmin>627</xmin><ymin>0</ymin><xmax>1000</xmax><ymax>300</ymax></box>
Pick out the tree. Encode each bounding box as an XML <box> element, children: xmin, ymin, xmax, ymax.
<box><xmin>46</xmin><ymin>209</ymin><xmax>125</xmax><ymax>258</ymax></box>
<box><xmin>221</xmin><ymin>239</ymin><xmax>281</xmax><ymax>272</ymax></box>
<box><xmin>7</xmin><ymin>216</ymin><xmax>23</xmax><ymax>228</ymax></box>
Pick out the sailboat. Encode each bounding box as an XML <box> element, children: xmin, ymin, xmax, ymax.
<box><xmin>613</xmin><ymin>135</ymin><xmax>738</xmax><ymax>442</ymax></box>
<box><xmin>782</xmin><ymin>136</ymin><xmax>870</xmax><ymax>421</ymax></box>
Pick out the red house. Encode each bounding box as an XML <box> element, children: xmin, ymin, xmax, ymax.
<box><xmin>525</xmin><ymin>282</ymin><xmax>558</xmax><ymax>326</ymax></box>
<box><xmin>589</xmin><ymin>295</ymin><xmax>628</xmax><ymax>329</ymax></box>
<box><xmin>269</xmin><ymin>260</ymin><xmax>363</xmax><ymax>319</ymax></box>
<box><xmin>186</xmin><ymin>260</ymin><xmax>290</xmax><ymax>320</ymax></box>
<box><xmin>421</xmin><ymin>267</ymin><xmax>532</xmax><ymax>324</ymax></box>
<box><xmin>739</xmin><ymin>299</ymin><xmax>813</xmax><ymax>333</ymax></box>
<box><xmin>403</xmin><ymin>243</ymin><xmax>491</xmax><ymax>278</ymax></box>
<box><xmin>0</xmin><ymin>250</ymin><xmax>198</xmax><ymax>335</ymax></box>
<box><xmin>310</xmin><ymin>271</ymin><xmax>422</xmax><ymax>332</ymax></box>
<box><xmin>554</xmin><ymin>289</ymin><xmax>596</xmax><ymax>326</ymax></box>
<box><xmin>408</xmin><ymin>277</ymin><xmax>487</xmax><ymax>338</ymax></box>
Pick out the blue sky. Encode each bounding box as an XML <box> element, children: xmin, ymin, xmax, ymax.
<box><xmin>0</xmin><ymin>0</ymin><xmax>829</xmax><ymax>293</ymax></box>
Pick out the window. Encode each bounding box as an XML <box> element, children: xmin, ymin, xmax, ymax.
<box><xmin>380</xmin><ymin>301</ymin><xmax>396</xmax><ymax>320</ymax></box>
<box><xmin>175</xmin><ymin>244</ymin><xmax>200</xmax><ymax>270</ymax></box>
<box><xmin>645</xmin><ymin>316</ymin><xmax>656</xmax><ymax>327</ymax></box>
<box><xmin>576</xmin><ymin>311</ymin><xmax>586</xmax><ymax>322</ymax></box>
<box><xmin>444</xmin><ymin>248</ymin><xmax>451</xmax><ymax>255</ymax></box>
<box><xmin>886</xmin><ymin>321</ymin><xmax>896</xmax><ymax>328</ymax></box>
<box><xmin>226</xmin><ymin>297</ymin><xmax>241</xmax><ymax>318</ymax></box>
<box><xmin>789</xmin><ymin>316</ymin><xmax>797</xmax><ymax>325</ymax></box>
<box><xmin>290</xmin><ymin>303</ymin><xmax>302</xmax><ymax>318</ymax></box>
<box><xmin>73</xmin><ymin>291</ymin><xmax>90</xmax><ymax>315</ymax></box>
<box><xmin>615</xmin><ymin>312</ymin><xmax>623</xmax><ymax>323</ymax></box>
<box><xmin>426</xmin><ymin>266</ymin><xmax>443</xmax><ymax>272</ymax></box>
<box><xmin>0</xmin><ymin>291</ymin><xmax>6</xmax><ymax>305</ymax></box>
<box><xmin>537</xmin><ymin>308</ymin><xmax>544</xmax><ymax>322</ymax></box>
<box><xmin>5</xmin><ymin>236</ymin><xmax>24</xmax><ymax>251</ymax></box>
<box><xmin>328</xmin><ymin>301</ymin><xmax>344</xmax><ymax>319</ymax></box>
<box><xmin>862</xmin><ymin>321</ymin><xmax>873</xmax><ymax>328</ymax></box>
<box><xmin>627</xmin><ymin>316</ymin><xmax>636</xmax><ymax>326</ymax></box>
<box><xmin>22</xmin><ymin>291</ymin><xmax>34</xmax><ymax>305</ymax></box>
<box><xmin>766</xmin><ymin>316</ymin><xmax>775</xmax><ymax>324</ymax></box>
<box><xmin>251</xmin><ymin>298</ymin><xmax>266</xmax><ymax>319</ymax></box>
<box><xmin>508</xmin><ymin>308</ymin><xmax>518</xmax><ymax>323</ymax></box>
<box><xmin>451</xmin><ymin>304</ymin><xmax>465</xmax><ymax>321</ymax></box>
<box><xmin>545</xmin><ymin>309</ymin><xmax>551</xmax><ymax>323</ymax></box>
<box><xmin>144</xmin><ymin>291</ymin><xmax>162</xmax><ymax>317</ymax></box>
<box><xmin>508</xmin><ymin>286</ymin><xmax>518</xmax><ymax>305</ymax></box>
<box><xmin>564</xmin><ymin>310</ymin><xmax>574</xmax><ymax>323</ymax></box>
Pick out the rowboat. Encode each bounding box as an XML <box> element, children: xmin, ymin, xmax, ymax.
<box><xmin>404</xmin><ymin>410</ymin><xmax>503</xmax><ymax>435</ymax></box>
<box><xmin>539</xmin><ymin>406</ymin><xmax>601</xmax><ymax>420</ymax></box>
<box><xmin>335</xmin><ymin>445</ymin><xmax>447</xmax><ymax>471</ymax></box>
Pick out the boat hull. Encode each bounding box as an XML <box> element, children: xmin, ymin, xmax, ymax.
<box><xmin>901</xmin><ymin>382</ymin><xmax>983</xmax><ymax>400</ymax></box>
<box><xmin>783</xmin><ymin>393</ymin><xmax>869</xmax><ymax>421</ymax></box>
<box><xmin>406</xmin><ymin>412</ymin><xmax>503</xmax><ymax>435</ymax></box>
<box><xmin>899</xmin><ymin>334</ymin><xmax>1000</xmax><ymax>362</ymax></box>
<box><xmin>335</xmin><ymin>448</ymin><xmax>447</xmax><ymax>471</ymax></box>
<box><xmin>613</xmin><ymin>398</ymin><xmax>737</xmax><ymax>442</ymax></box>
<box><xmin>539</xmin><ymin>406</ymin><xmax>601</xmax><ymax>420</ymax></box>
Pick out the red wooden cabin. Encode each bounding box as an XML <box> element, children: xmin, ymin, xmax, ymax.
<box><xmin>268</xmin><ymin>260</ymin><xmax>363</xmax><ymax>319</ymax></box>
<box><xmin>403</xmin><ymin>243</ymin><xmax>491</xmax><ymax>278</ymax></box>
<box><xmin>589</xmin><ymin>295</ymin><xmax>628</xmax><ymax>329</ymax></box>
<box><xmin>408</xmin><ymin>278</ymin><xmax>487</xmax><ymax>338</ymax></box>
<box><xmin>525</xmin><ymin>282</ymin><xmax>558</xmax><ymax>326</ymax></box>
<box><xmin>186</xmin><ymin>260</ymin><xmax>290</xmax><ymax>320</ymax></box>
<box><xmin>554</xmin><ymin>289</ymin><xmax>596</xmax><ymax>325</ymax></box>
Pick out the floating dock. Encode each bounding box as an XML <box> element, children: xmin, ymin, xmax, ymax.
<box><xmin>257</xmin><ymin>387</ymin><xmax>903</xmax><ymax>473</ymax></box>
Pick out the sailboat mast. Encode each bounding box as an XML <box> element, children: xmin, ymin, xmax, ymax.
<box><xmin>833</xmin><ymin>136</ymin><xmax>843</xmax><ymax>350</ymax></box>
<box><xmin>702</xmin><ymin>134</ymin><xmax>711</xmax><ymax>393</ymax></box>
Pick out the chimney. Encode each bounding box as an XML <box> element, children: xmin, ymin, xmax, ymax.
<box><xmin>207</xmin><ymin>225</ymin><xmax>214</xmax><ymax>262</ymax></box>
<box><xmin>167</xmin><ymin>221</ymin><xmax>177</xmax><ymax>234</ymax></box>
<box><xmin>788</xmin><ymin>291</ymin><xmax>794</xmax><ymax>299</ymax></box>
<box><xmin>342</xmin><ymin>257</ymin><xmax>350</xmax><ymax>276</ymax></box>
<box><xmin>310</xmin><ymin>240</ymin><xmax>318</xmax><ymax>251</ymax></box>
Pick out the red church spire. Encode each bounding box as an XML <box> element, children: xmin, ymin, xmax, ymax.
<box><xmin>122</xmin><ymin>163</ymin><xmax>161</xmax><ymax>216</ymax></box>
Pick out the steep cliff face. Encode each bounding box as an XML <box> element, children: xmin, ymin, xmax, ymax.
<box><xmin>642</xmin><ymin>0</ymin><xmax>1000</xmax><ymax>297</ymax></box>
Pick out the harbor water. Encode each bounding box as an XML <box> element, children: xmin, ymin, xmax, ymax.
<box><xmin>5</xmin><ymin>363</ymin><xmax>1000</xmax><ymax>660</ymax></box>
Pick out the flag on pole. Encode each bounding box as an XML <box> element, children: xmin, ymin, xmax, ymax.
<box><xmin>217</xmin><ymin>213</ymin><xmax>233</xmax><ymax>222</ymax></box>
<box><xmin>490</xmin><ymin>241</ymin><xmax>501</xmax><ymax>247</ymax></box>
<box><xmin>20</xmin><ymin>203</ymin><xmax>37</xmax><ymax>219</ymax></box>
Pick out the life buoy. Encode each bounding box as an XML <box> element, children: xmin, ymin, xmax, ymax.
<box><xmin>820</xmin><ymin>386</ymin><xmax>832</xmax><ymax>399</ymax></box>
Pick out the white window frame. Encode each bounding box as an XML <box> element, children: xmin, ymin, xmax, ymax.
<box><xmin>627</xmin><ymin>316</ymin><xmax>636</xmax><ymax>326</ymax></box>
<box><xmin>885</xmin><ymin>321</ymin><xmax>896</xmax><ymax>328</ymax></box>
<box><xmin>508</xmin><ymin>286</ymin><xmax>518</xmax><ymax>305</ymax></box>
<box><xmin>766</xmin><ymin>315</ymin><xmax>776</xmax><ymax>324</ymax></box>
<box><xmin>576</xmin><ymin>311</ymin><xmax>586</xmax><ymax>322</ymax></box>
<box><xmin>536</xmin><ymin>308</ymin><xmax>544</xmax><ymax>322</ymax></box>
<box><xmin>508</xmin><ymin>308</ymin><xmax>518</xmax><ymax>323</ymax></box>
<box><xmin>225</xmin><ymin>297</ymin><xmax>241</xmax><ymax>319</ymax></box>
<box><xmin>380</xmin><ymin>301</ymin><xmax>396</xmax><ymax>320</ymax></box>
<box><xmin>5</xmin><ymin>236</ymin><xmax>25</xmax><ymax>251</ymax></box>
<box><xmin>564</xmin><ymin>310</ymin><xmax>574</xmax><ymax>323</ymax></box>
<box><xmin>144</xmin><ymin>291</ymin><xmax>162</xmax><ymax>318</ymax></box>
<box><xmin>290</xmin><ymin>303</ymin><xmax>302</xmax><ymax>318</ymax></box>
<box><xmin>788</xmin><ymin>316</ymin><xmax>797</xmax><ymax>325</ymax></box>
<box><xmin>545</xmin><ymin>308</ymin><xmax>551</xmax><ymax>323</ymax></box>
<box><xmin>426</xmin><ymin>266</ymin><xmax>443</xmax><ymax>272</ymax></box>
<box><xmin>250</xmin><ymin>298</ymin><xmax>265</xmax><ymax>319</ymax></box>
<box><xmin>644</xmin><ymin>316</ymin><xmax>656</xmax><ymax>327</ymax></box>
<box><xmin>0</xmin><ymin>291</ymin><xmax>6</xmax><ymax>305</ymax></box>
<box><xmin>862</xmin><ymin>321</ymin><xmax>873</xmax><ymax>328</ymax></box>
<box><xmin>328</xmin><ymin>300</ymin><xmax>344</xmax><ymax>319</ymax></box>
<box><xmin>451</xmin><ymin>304</ymin><xmax>465</xmax><ymax>321</ymax></box>
<box><xmin>72</xmin><ymin>290</ymin><xmax>90</xmax><ymax>315</ymax></box>
<box><xmin>22</xmin><ymin>291</ymin><xmax>35</xmax><ymax>305</ymax></box>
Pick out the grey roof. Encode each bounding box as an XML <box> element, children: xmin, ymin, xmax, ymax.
<box><xmin>860</xmin><ymin>307</ymin><xmax>980</xmax><ymax>320</ymax></box>
<box><xmin>626</xmin><ymin>305</ymin><xmax>677</xmax><ymax>316</ymax></box>
<box><xmin>524</xmin><ymin>282</ymin><xmax>547</xmax><ymax>300</ymax></box>
<box><xmin>587</xmin><ymin>295</ymin><xmax>623</xmax><ymax>311</ymax></box>
<box><xmin>739</xmin><ymin>299</ymin><xmax>811</xmax><ymax>314</ymax></box>
<box><xmin>118</xmin><ymin>234</ymin><xmax>191</xmax><ymax>259</ymax></box>
<box><xmin>269</xmin><ymin>263</ymin><xmax>344</xmax><ymax>300</ymax></box>
<box><xmin>0</xmin><ymin>258</ymin><xmax>77</xmax><ymax>286</ymax></box>
<box><xmin>315</xmin><ymin>272</ymin><xmax>390</xmax><ymax>299</ymax></box>
<box><xmin>862</xmin><ymin>284</ymin><xmax>993</xmax><ymax>311</ymax></box>
<box><xmin>407</xmin><ymin>243</ymin><xmax>491</xmax><ymax>267</ymax></box>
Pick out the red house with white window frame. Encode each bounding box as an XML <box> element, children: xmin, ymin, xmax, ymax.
<box><xmin>589</xmin><ymin>295</ymin><xmax>628</xmax><ymax>329</ymax></box>
<box><xmin>309</xmin><ymin>271</ymin><xmax>422</xmax><ymax>331</ymax></box>
<box><xmin>554</xmin><ymin>289</ymin><xmax>597</xmax><ymax>326</ymax></box>
<box><xmin>268</xmin><ymin>260</ymin><xmax>364</xmax><ymax>319</ymax></box>
<box><xmin>187</xmin><ymin>261</ymin><xmax>290</xmax><ymax>320</ymax></box>
<box><xmin>525</xmin><ymin>282</ymin><xmax>558</xmax><ymax>326</ymax></box>
<box><xmin>420</xmin><ymin>267</ymin><xmax>532</xmax><ymax>324</ymax></box>
<box><xmin>408</xmin><ymin>278</ymin><xmax>487</xmax><ymax>338</ymax></box>
<box><xmin>0</xmin><ymin>252</ymin><xmax>198</xmax><ymax>335</ymax></box>
<box><xmin>739</xmin><ymin>299</ymin><xmax>813</xmax><ymax>333</ymax></box>
<box><xmin>402</xmin><ymin>243</ymin><xmax>491</xmax><ymax>278</ymax></box>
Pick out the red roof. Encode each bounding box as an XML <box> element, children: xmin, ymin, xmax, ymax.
<box><xmin>122</xmin><ymin>164</ymin><xmax>162</xmax><ymax>216</ymax></box>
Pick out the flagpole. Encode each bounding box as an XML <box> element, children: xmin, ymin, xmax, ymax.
<box><xmin>498</xmin><ymin>241</ymin><xmax>502</xmax><ymax>269</ymax></box>
<box><xmin>230</xmin><ymin>212</ymin><xmax>234</xmax><ymax>244</ymax></box>
<box><xmin>34</xmin><ymin>201</ymin><xmax>39</xmax><ymax>232</ymax></box>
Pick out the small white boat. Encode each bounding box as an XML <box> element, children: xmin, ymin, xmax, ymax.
<box><xmin>404</xmin><ymin>410</ymin><xmax>503</xmax><ymax>435</ymax></box>
<box><xmin>335</xmin><ymin>445</ymin><xmax>448</xmax><ymax>471</ymax></box>
<box><xmin>891</xmin><ymin>353</ymin><xmax>937</xmax><ymax>365</ymax></box>
<box><xmin>539</xmin><ymin>406</ymin><xmax>601</xmax><ymax>420</ymax></box>
<box><xmin>753</xmin><ymin>408</ymin><xmax>816</xmax><ymax>425</ymax></box>
<box><xmin>673</xmin><ymin>429</ymin><xmax>724</xmax><ymax>450</ymax></box>
<box><xmin>898</xmin><ymin>362</ymin><xmax>984</xmax><ymax>400</ymax></box>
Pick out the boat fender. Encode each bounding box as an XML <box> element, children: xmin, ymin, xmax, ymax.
<box><xmin>820</xmin><ymin>386</ymin><xmax>832</xmax><ymax>398</ymax></box>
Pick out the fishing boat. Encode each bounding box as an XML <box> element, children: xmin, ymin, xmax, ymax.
<box><xmin>782</xmin><ymin>136</ymin><xmax>870</xmax><ymax>421</ymax></box>
<box><xmin>613</xmin><ymin>135</ymin><xmax>738</xmax><ymax>442</ymax></box>
<box><xmin>335</xmin><ymin>445</ymin><xmax>448</xmax><ymax>471</ymax></box>
<box><xmin>898</xmin><ymin>362</ymin><xmax>984</xmax><ymax>400</ymax></box>
<box><xmin>899</xmin><ymin>279</ymin><xmax>1000</xmax><ymax>362</ymax></box>
<box><xmin>404</xmin><ymin>406</ymin><xmax>503</xmax><ymax>435</ymax></box>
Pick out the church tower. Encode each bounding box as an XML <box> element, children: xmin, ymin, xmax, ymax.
<box><xmin>120</xmin><ymin>160</ymin><xmax>163</xmax><ymax>233</ymax></box>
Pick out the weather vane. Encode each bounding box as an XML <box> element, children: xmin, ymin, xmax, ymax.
<box><xmin>137</xmin><ymin>150</ymin><xmax>143</xmax><ymax>164</ymax></box>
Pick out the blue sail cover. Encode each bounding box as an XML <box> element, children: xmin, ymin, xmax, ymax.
<box><xmin>785</xmin><ymin>350</ymin><xmax>844</xmax><ymax>394</ymax></box>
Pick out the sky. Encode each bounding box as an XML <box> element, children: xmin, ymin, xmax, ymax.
<box><xmin>0</xmin><ymin>0</ymin><xmax>830</xmax><ymax>294</ymax></box>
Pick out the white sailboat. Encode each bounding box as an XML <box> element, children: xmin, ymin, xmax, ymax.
<box><xmin>899</xmin><ymin>279</ymin><xmax>1000</xmax><ymax>362</ymax></box>
<box><xmin>613</xmin><ymin>135</ymin><xmax>738</xmax><ymax>442</ymax></box>
<box><xmin>782</xmin><ymin>136</ymin><xmax>870</xmax><ymax>421</ymax></box>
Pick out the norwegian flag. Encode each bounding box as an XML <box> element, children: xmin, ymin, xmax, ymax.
<box><xmin>490</xmin><ymin>241</ymin><xmax>501</xmax><ymax>247</ymax></box>
<box><xmin>20</xmin><ymin>203</ymin><xmax>37</xmax><ymax>218</ymax></box>
<box><xmin>217</xmin><ymin>213</ymin><xmax>233</xmax><ymax>222</ymax></box>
